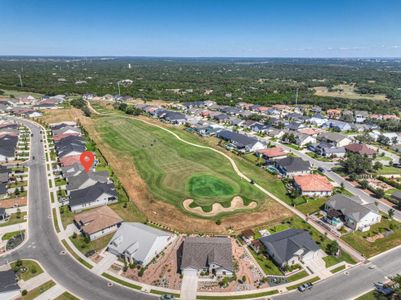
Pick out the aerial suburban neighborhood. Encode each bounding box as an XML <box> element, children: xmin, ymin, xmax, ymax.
<box><xmin>1</xmin><ymin>1</ymin><xmax>401</xmax><ymax>300</ymax></box>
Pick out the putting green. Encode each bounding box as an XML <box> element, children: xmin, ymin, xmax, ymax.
<box><xmin>188</xmin><ymin>175</ymin><xmax>235</xmax><ymax>198</ymax></box>
<box><xmin>95</xmin><ymin>116</ymin><xmax>266</xmax><ymax>215</ymax></box>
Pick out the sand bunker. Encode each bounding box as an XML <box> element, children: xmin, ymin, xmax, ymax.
<box><xmin>183</xmin><ymin>196</ymin><xmax>257</xmax><ymax>217</ymax></box>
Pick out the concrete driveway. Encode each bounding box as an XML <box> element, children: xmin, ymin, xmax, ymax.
<box><xmin>181</xmin><ymin>269</ymin><xmax>198</xmax><ymax>300</ymax></box>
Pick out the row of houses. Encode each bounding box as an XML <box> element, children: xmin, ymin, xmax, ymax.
<box><xmin>50</xmin><ymin>122</ymin><xmax>117</xmax><ymax>212</ymax></box>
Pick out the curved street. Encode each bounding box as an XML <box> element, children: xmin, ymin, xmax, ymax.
<box><xmin>0</xmin><ymin>116</ymin><xmax>155</xmax><ymax>300</ymax></box>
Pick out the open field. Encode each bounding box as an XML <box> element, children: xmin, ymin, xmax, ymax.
<box><xmin>313</xmin><ymin>84</ymin><xmax>388</xmax><ymax>101</ymax></box>
<box><xmin>77</xmin><ymin>113</ymin><xmax>291</xmax><ymax>233</ymax></box>
<box><xmin>0</xmin><ymin>89</ymin><xmax>43</xmax><ymax>99</ymax></box>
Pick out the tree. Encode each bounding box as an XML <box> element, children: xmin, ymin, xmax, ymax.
<box><xmin>389</xmin><ymin>209</ymin><xmax>395</xmax><ymax>219</ymax></box>
<box><xmin>359</xmin><ymin>179</ymin><xmax>370</xmax><ymax>190</ymax></box>
<box><xmin>374</xmin><ymin>188</ymin><xmax>385</xmax><ymax>199</ymax></box>
<box><xmin>341</xmin><ymin>153</ymin><xmax>372</xmax><ymax>175</ymax></box>
<box><xmin>373</xmin><ymin>161</ymin><xmax>383</xmax><ymax>171</ymax></box>
<box><xmin>326</xmin><ymin>241</ymin><xmax>339</xmax><ymax>256</ymax></box>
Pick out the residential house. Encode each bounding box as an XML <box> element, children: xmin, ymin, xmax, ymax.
<box><xmin>74</xmin><ymin>206</ymin><xmax>123</xmax><ymax>240</ymax></box>
<box><xmin>327</xmin><ymin>109</ymin><xmax>342</xmax><ymax>119</ymax></box>
<box><xmin>345</xmin><ymin>143</ymin><xmax>376</xmax><ymax>157</ymax></box>
<box><xmin>213</xmin><ymin>114</ymin><xmax>230</xmax><ymax>123</ymax></box>
<box><xmin>256</xmin><ymin>147</ymin><xmax>288</xmax><ymax>161</ymax></box>
<box><xmin>317</xmin><ymin>132</ymin><xmax>353</xmax><ymax>147</ymax></box>
<box><xmin>325</xmin><ymin>194</ymin><xmax>381</xmax><ymax>231</ymax></box>
<box><xmin>0</xmin><ymin>269</ymin><xmax>20</xmax><ymax>299</ymax></box>
<box><xmin>260</xmin><ymin>229</ymin><xmax>320</xmax><ymax>268</ymax></box>
<box><xmin>266</xmin><ymin>128</ymin><xmax>286</xmax><ymax>139</ymax></box>
<box><xmin>60</xmin><ymin>155</ymin><xmax>82</xmax><ymax>167</ymax></box>
<box><xmin>293</xmin><ymin>174</ymin><xmax>334</xmax><ymax>197</ymax></box>
<box><xmin>108</xmin><ymin>222</ymin><xmax>175</xmax><ymax>266</ymax></box>
<box><xmin>391</xmin><ymin>191</ymin><xmax>401</xmax><ymax>204</ymax></box>
<box><xmin>180</xmin><ymin>237</ymin><xmax>233</xmax><ymax>277</ymax></box>
<box><xmin>308</xmin><ymin>114</ymin><xmax>328</xmax><ymax>127</ymax></box>
<box><xmin>0</xmin><ymin>208</ymin><xmax>7</xmax><ymax>221</ymax></box>
<box><xmin>69</xmin><ymin>182</ymin><xmax>117</xmax><ymax>212</ymax></box>
<box><xmin>240</xmin><ymin>229</ymin><xmax>255</xmax><ymax>244</ymax></box>
<box><xmin>274</xmin><ymin>157</ymin><xmax>311</xmax><ymax>177</ymax></box>
<box><xmin>216</xmin><ymin>130</ymin><xmax>265</xmax><ymax>153</ymax></box>
<box><xmin>53</xmin><ymin>126</ymin><xmax>82</xmax><ymax>137</ymax></box>
<box><xmin>309</xmin><ymin>142</ymin><xmax>346</xmax><ymax>158</ymax></box>
<box><xmin>66</xmin><ymin>170</ymin><xmax>109</xmax><ymax>193</ymax></box>
<box><xmin>293</xmin><ymin>132</ymin><xmax>316</xmax><ymax>148</ymax></box>
<box><xmin>0</xmin><ymin>135</ymin><xmax>18</xmax><ymax>162</ymax></box>
<box><xmin>323</xmin><ymin>120</ymin><xmax>352</xmax><ymax>132</ymax></box>
<box><xmin>160</xmin><ymin>111</ymin><xmax>187</xmax><ymax>124</ymax></box>
<box><xmin>354</xmin><ymin>111</ymin><xmax>369</xmax><ymax>123</ymax></box>
<box><xmin>61</xmin><ymin>163</ymin><xmax>84</xmax><ymax>178</ymax></box>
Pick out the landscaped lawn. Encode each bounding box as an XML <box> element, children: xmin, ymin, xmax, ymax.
<box><xmin>11</xmin><ymin>260</ymin><xmax>43</xmax><ymax>281</ymax></box>
<box><xmin>55</xmin><ymin>178</ymin><xmax>67</xmax><ymax>186</ymax></box>
<box><xmin>248</xmin><ymin>248</ymin><xmax>283</xmax><ymax>276</ymax></box>
<box><xmin>21</xmin><ymin>280</ymin><xmax>55</xmax><ymax>300</ymax></box>
<box><xmin>2</xmin><ymin>230</ymin><xmax>25</xmax><ymax>240</ymax></box>
<box><xmin>55</xmin><ymin>292</ymin><xmax>80</xmax><ymax>300</ymax></box>
<box><xmin>59</xmin><ymin>205</ymin><xmax>75</xmax><ymax>229</ymax></box>
<box><xmin>296</xmin><ymin>198</ymin><xmax>327</xmax><ymax>215</ymax></box>
<box><xmin>287</xmin><ymin>270</ymin><xmax>308</xmax><ymax>282</ymax></box>
<box><xmin>376</xmin><ymin>166</ymin><xmax>401</xmax><ymax>175</ymax></box>
<box><xmin>273</xmin><ymin>217</ymin><xmax>356</xmax><ymax>265</ymax></box>
<box><xmin>354</xmin><ymin>290</ymin><xmax>379</xmax><ymax>300</ymax></box>
<box><xmin>0</xmin><ymin>212</ymin><xmax>27</xmax><ymax>227</ymax></box>
<box><xmin>94</xmin><ymin>116</ymin><xmax>267</xmax><ymax>213</ymax></box>
<box><xmin>342</xmin><ymin>216</ymin><xmax>401</xmax><ymax>257</ymax></box>
<box><xmin>70</xmin><ymin>233</ymin><xmax>113</xmax><ymax>255</ymax></box>
<box><xmin>323</xmin><ymin>255</ymin><xmax>343</xmax><ymax>268</ymax></box>
<box><xmin>330</xmin><ymin>265</ymin><xmax>346</xmax><ymax>273</ymax></box>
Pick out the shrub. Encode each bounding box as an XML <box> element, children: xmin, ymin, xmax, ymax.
<box><xmin>21</xmin><ymin>290</ymin><xmax>28</xmax><ymax>296</ymax></box>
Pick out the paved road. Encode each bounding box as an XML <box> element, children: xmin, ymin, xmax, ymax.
<box><xmin>0</xmin><ymin>117</ymin><xmax>156</xmax><ymax>300</ymax></box>
<box><xmin>274</xmin><ymin>246</ymin><xmax>401</xmax><ymax>300</ymax></box>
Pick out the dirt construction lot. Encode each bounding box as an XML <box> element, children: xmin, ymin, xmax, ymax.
<box><xmin>40</xmin><ymin>108</ymin><xmax>291</xmax><ymax>234</ymax></box>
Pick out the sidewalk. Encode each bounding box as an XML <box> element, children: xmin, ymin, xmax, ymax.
<box><xmin>19</xmin><ymin>272</ymin><xmax>52</xmax><ymax>291</ymax></box>
<box><xmin>35</xmin><ymin>284</ymin><xmax>65</xmax><ymax>300</ymax></box>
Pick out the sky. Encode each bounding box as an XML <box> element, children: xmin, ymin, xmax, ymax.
<box><xmin>0</xmin><ymin>0</ymin><xmax>401</xmax><ymax>57</ymax></box>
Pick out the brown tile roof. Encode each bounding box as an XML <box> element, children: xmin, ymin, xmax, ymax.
<box><xmin>294</xmin><ymin>174</ymin><xmax>334</xmax><ymax>192</ymax></box>
<box><xmin>60</xmin><ymin>155</ymin><xmax>81</xmax><ymax>167</ymax></box>
<box><xmin>345</xmin><ymin>143</ymin><xmax>376</xmax><ymax>155</ymax></box>
<box><xmin>256</xmin><ymin>147</ymin><xmax>287</xmax><ymax>158</ymax></box>
<box><xmin>0</xmin><ymin>197</ymin><xmax>27</xmax><ymax>209</ymax></box>
<box><xmin>74</xmin><ymin>206</ymin><xmax>122</xmax><ymax>235</ymax></box>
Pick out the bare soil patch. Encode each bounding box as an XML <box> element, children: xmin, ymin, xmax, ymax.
<box><xmin>183</xmin><ymin>197</ymin><xmax>257</xmax><ymax>217</ymax></box>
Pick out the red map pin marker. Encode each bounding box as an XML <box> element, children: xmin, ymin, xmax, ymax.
<box><xmin>80</xmin><ymin>151</ymin><xmax>95</xmax><ymax>173</ymax></box>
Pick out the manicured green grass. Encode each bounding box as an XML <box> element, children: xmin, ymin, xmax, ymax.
<box><xmin>11</xmin><ymin>260</ymin><xmax>43</xmax><ymax>281</ymax></box>
<box><xmin>48</xmin><ymin>179</ymin><xmax>53</xmax><ymax>188</ymax></box>
<box><xmin>323</xmin><ymin>255</ymin><xmax>342</xmax><ymax>268</ymax></box>
<box><xmin>50</xmin><ymin>192</ymin><xmax>55</xmax><ymax>203</ymax></box>
<box><xmin>52</xmin><ymin>208</ymin><xmax>60</xmax><ymax>233</ymax></box>
<box><xmin>61</xmin><ymin>240</ymin><xmax>93</xmax><ymax>269</ymax></box>
<box><xmin>21</xmin><ymin>280</ymin><xmax>55</xmax><ymax>300</ymax></box>
<box><xmin>94</xmin><ymin>116</ymin><xmax>267</xmax><ymax>214</ymax></box>
<box><xmin>296</xmin><ymin>198</ymin><xmax>327</xmax><ymax>215</ymax></box>
<box><xmin>376</xmin><ymin>166</ymin><xmax>401</xmax><ymax>175</ymax></box>
<box><xmin>2</xmin><ymin>230</ymin><xmax>25</xmax><ymax>240</ymax></box>
<box><xmin>149</xmin><ymin>289</ymin><xmax>180</xmax><ymax>297</ymax></box>
<box><xmin>196</xmin><ymin>290</ymin><xmax>278</xmax><ymax>299</ymax></box>
<box><xmin>55</xmin><ymin>292</ymin><xmax>80</xmax><ymax>300</ymax></box>
<box><xmin>286</xmin><ymin>276</ymin><xmax>320</xmax><ymax>290</ymax></box>
<box><xmin>55</xmin><ymin>178</ymin><xmax>67</xmax><ymax>186</ymax></box>
<box><xmin>188</xmin><ymin>175</ymin><xmax>234</xmax><ymax>198</ymax></box>
<box><xmin>101</xmin><ymin>272</ymin><xmax>141</xmax><ymax>290</ymax></box>
<box><xmin>355</xmin><ymin>290</ymin><xmax>378</xmax><ymax>300</ymax></box>
<box><xmin>287</xmin><ymin>270</ymin><xmax>308</xmax><ymax>282</ymax></box>
<box><xmin>342</xmin><ymin>216</ymin><xmax>401</xmax><ymax>257</ymax></box>
<box><xmin>70</xmin><ymin>233</ymin><xmax>113</xmax><ymax>255</ymax></box>
<box><xmin>273</xmin><ymin>217</ymin><xmax>356</xmax><ymax>265</ymax></box>
<box><xmin>331</xmin><ymin>264</ymin><xmax>346</xmax><ymax>273</ymax></box>
<box><xmin>0</xmin><ymin>212</ymin><xmax>27</xmax><ymax>227</ymax></box>
<box><xmin>249</xmin><ymin>248</ymin><xmax>283</xmax><ymax>276</ymax></box>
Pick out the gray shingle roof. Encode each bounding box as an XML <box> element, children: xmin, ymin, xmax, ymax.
<box><xmin>0</xmin><ymin>135</ymin><xmax>18</xmax><ymax>157</ymax></box>
<box><xmin>260</xmin><ymin>229</ymin><xmax>319</xmax><ymax>266</ymax></box>
<box><xmin>0</xmin><ymin>269</ymin><xmax>19</xmax><ymax>293</ymax></box>
<box><xmin>66</xmin><ymin>170</ymin><xmax>109</xmax><ymax>191</ymax></box>
<box><xmin>69</xmin><ymin>182</ymin><xmax>116</xmax><ymax>207</ymax></box>
<box><xmin>180</xmin><ymin>237</ymin><xmax>233</xmax><ymax>272</ymax></box>
<box><xmin>275</xmin><ymin>157</ymin><xmax>311</xmax><ymax>173</ymax></box>
<box><xmin>326</xmin><ymin>194</ymin><xmax>379</xmax><ymax>221</ymax></box>
<box><xmin>217</xmin><ymin>130</ymin><xmax>260</xmax><ymax>148</ymax></box>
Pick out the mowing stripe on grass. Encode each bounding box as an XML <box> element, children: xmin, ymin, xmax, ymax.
<box><xmin>331</xmin><ymin>265</ymin><xmax>346</xmax><ymax>273</ymax></box>
<box><xmin>52</xmin><ymin>208</ymin><xmax>60</xmax><ymax>233</ymax></box>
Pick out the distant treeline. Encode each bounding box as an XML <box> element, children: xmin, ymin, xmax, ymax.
<box><xmin>1</xmin><ymin>57</ymin><xmax>401</xmax><ymax>113</ymax></box>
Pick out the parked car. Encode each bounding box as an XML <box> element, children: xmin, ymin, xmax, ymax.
<box><xmin>160</xmin><ymin>295</ymin><xmax>175</xmax><ymax>300</ymax></box>
<box><xmin>298</xmin><ymin>282</ymin><xmax>313</xmax><ymax>292</ymax></box>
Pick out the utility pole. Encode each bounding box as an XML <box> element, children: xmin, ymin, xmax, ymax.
<box><xmin>117</xmin><ymin>81</ymin><xmax>121</xmax><ymax>96</ymax></box>
<box><xmin>295</xmin><ymin>88</ymin><xmax>299</xmax><ymax>106</ymax></box>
